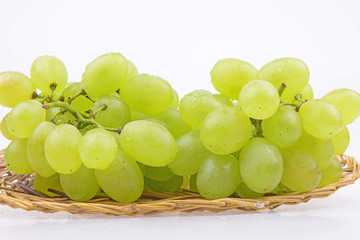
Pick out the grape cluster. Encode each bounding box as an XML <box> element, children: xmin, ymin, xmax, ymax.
<box><xmin>0</xmin><ymin>54</ymin><xmax>359</xmax><ymax>202</ymax></box>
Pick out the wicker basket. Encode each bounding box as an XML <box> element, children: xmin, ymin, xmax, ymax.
<box><xmin>0</xmin><ymin>149</ymin><xmax>359</xmax><ymax>216</ymax></box>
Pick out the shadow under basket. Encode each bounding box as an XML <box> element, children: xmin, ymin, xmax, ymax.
<box><xmin>0</xmin><ymin>149</ymin><xmax>359</xmax><ymax>216</ymax></box>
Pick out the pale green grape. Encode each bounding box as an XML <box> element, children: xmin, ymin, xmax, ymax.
<box><xmin>262</xmin><ymin>106</ymin><xmax>303</xmax><ymax>148</ymax></box>
<box><xmin>280</xmin><ymin>146</ymin><xmax>321</xmax><ymax>192</ymax></box>
<box><xmin>121</xmin><ymin>74</ymin><xmax>174</xmax><ymax>114</ymax></box>
<box><xmin>119</xmin><ymin>120</ymin><xmax>177</xmax><ymax>167</ymax></box>
<box><xmin>272</xmin><ymin>182</ymin><xmax>294</xmax><ymax>194</ymax></box>
<box><xmin>82</xmin><ymin>53</ymin><xmax>128</xmax><ymax>97</ymax></box>
<box><xmin>60</xmin><ymin>82</ymin><xmax>93</xmax><ymax>114</ymax></box>
<box><xmin>95</xmin><ymin>150</ymin><xmax>144</xmax><ymax>203</ymax></box>
<box><xmin>238</xmin><ymin>80</ymin><xmax>280</xmax><ymax>119</ymax></box>
<box><xmin>0</xmin><ymin>114</ymin><xmax>15</xmax><ymax>140</ymax></box>
<box><xmin>60</xmin><ymin>165</ymin><xmax>100</xmax><ymax>201</ymax></box>
<box><xmin>197</xmin><ymin>154</ymin><xmax>241</xmax><ymax>199</ymax></box>
<box><xmin>137</xmin><ymin>162</ymin><xmax>146</xmax><ymax>176</ymax></box>
<box><xmin>299</xmin><ymin>99</ymin><xmax>343</xmax><ymax>139</ymax></box>
<box><xmin>79</xmin><ymin>128</ymin><xmax>117</xmax><ymax>169</ymax></box>
<box><xmin>239</xmin><ymin>138</ymin><xmax>283</xmax><ymax>193</ymax></box>
<box><xmin>210</xmin><ymin>58</ymin><xmax>258</xmax><ymax>100</ymax></box>
<box><xmin>256</xmin><ymin>57</ymin><xmax>309</xmax><ymax>101</ymax></box>
<box><xmin>331</xmin><ymin>126</ymin><xmax>350</xmax><ymax>155</ymax></box>
<box><xmin>33</xmin><ymin>174</ymin><xmax>63</xmax><ymax>197</ymax></box>
<box><xmin>109</xmin><ymin>131</ymin><xmax>122</xmax><ymax>149</ymax></box>
<box><xmin>127</xmin><ymin>60</ymin><xmax>138</xmax><ymax>79</ymax></box>
<box><xmin>30</xmin><ymin>56</ymin><xmax>68</xmax><ymax>94</ymax></box>
<box><xmin>130</xmin><ymin>109</ymin><xmax>146</xmax><ymax>121</ymax></box>
<box><xmin>318</xmin><ymin>157</ymin><xmax>343</xmax><ymax>187</ymax></box>
<box><xmin>236</xmin><ymin>182</ymin><xmax>264</xmax><ymax>198</ymax></box>
<box><xmin>27</xmin><ymin>121</ymin><xmax>56</xmax><ymax>177</ymax></box>
<box><xmin>45</xmin><ymin>124</ymin><xmax>82</xmax><ymax>174</ymax></box>
<box><xmin>281</xmin><ymin>83</ymin><xmax>314</xmax><ymax>102</ymax></box>
<box><xmin>148</xmin><ymin>108</ymin><xmax>191</xmax><ymax>139</ymax></box>
<box><xmin>145</xmin><ymin>175</ymin><xmax>183</xmax><ymax>193</ymax></box>
<box><xmin>4</xmin><ymin>138</ymin><xmax>33</xmax><ymax>174</ymax></box>
<box><xmin>295</xmin><ymin>131</ymin><xmax>334</xmax><ymax>169</ymax></box>
<box><xmin>200</xmin><ymin>106</ymin><xmax>252</xmax><ymax>155</ymax></box>
<box><xmin>179</xmin><ymin>90</ymin><xmax>226</xmax><ymax>129</ymax></box>
<box><xmin>322</xmin><ymin>88</ymin><xmax>360</xmax><ymax>125</ymax></box>
<box><xmin>168</xmin><ymin>130</ymin><xmax>212</xmax><ymax>176</ymax></box>
<box><xmin>170</xmin><ymin>89</ymin><xmax>179</xmax><ymax>108</ymax></box>
<box><xmin>0</xmin><ymin>71</ymin><xmax>36</xmax><ymax>108</ymax></box>
<box><xmin>213</xmin><ymin>94</ymin><xmax>233</xmax><ymax>106</ymax></box>
<box><xmin>144</xmin><ymin>165</ymin><xmax>174</xmax><ymax>181</ymax></box>
<box><xmin>7</xmin><ymin>100</ymin><xmax>46</xmax><ymax>138</ymax></box>
<box><xmin>93</xmin><ymin>95</ymin><xmax>131</xmax><ymax>128</ymax></box>
<box><xmin>189</xmin><ymin>174</ymin><xmax>197</xmax><ymax>191</ymax></box>
<box><xmin>46</xmin><ymin>107</ymin><xmax>77</xmax><ymax>125</ymax></box>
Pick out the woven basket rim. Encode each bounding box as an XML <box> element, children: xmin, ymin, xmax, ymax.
<box><xmin>0</xmin><ymin>149</ymin><xmax>359</xmax><ymax>216</ymax></box>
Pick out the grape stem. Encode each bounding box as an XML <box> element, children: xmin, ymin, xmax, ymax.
<box><xmin>67</xmin><ymin>89</ymin><xmax>88</xmax><ymax>104</ymax></box>
<box><xmin>278</xmin><ymin>82</ymin><xmax>287</xmax><ymax>97</ymax></box>
<box><xmin>48</xmin><ymin>109</ymin><xmax>67</xmax><ymax>123</ymax></box>
<box><xmin>251</xmin><ymin>119</ymin><xmax>263</xmax><ymax>137</ymax></box>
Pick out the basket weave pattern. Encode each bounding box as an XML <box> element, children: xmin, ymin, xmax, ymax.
<box><xmin>0</xmin><ymin>149</ymin><xmax>359</xmax><ymax>216</ymax></box>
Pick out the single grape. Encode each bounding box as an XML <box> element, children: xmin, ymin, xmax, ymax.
<box><xmin>6</xmin><ymin>100</ymin><xmax>46</xmax><ymax>138</ymax></box>
<box><xmin>295</xmin><ymin>131</ymin><xmax>334</xmax><ymax>169</ymax></box>
<box><xmin>170</xmin><ymin>89</ymin><xmax>179</xmax><ymax>108</ymax></box>
<box><xmin>239</xmin><ymin>138</ymin><xmax>283</xmax><ymax>193</ymax></box>
<box><xmin>144</xmin><ymin>165</ymin><xmax>174</xmax><ymax>181</ymax></box>
<box><xmin>213</xmin><ymin>94</ymin><xmax>233</xmax><ymax>106</ymax></box>
<box><xmin>45</xmin><ymin>124</ymin><xmax>82</xmax><ymax>174</ymax></box>
<box><xmin>0</xmin><ymin>114</ymin><xmax>15</xmax><ymax>140</ymax></box>
<box><xmin>27</xmin><ymin>121</ymin><xmax>56</xmax><ymax>177</ymax></box>
<box><xmin>30</xmin><ymin>56</ymin><xmax>68</xmax><ymax>94</ymax></box>
<box><xmin>137</xmin><ymin>162</ymin><xmax>146</xmax><ymax>176</ymax></box>
<box><xmin>236</xmin><ymin>182</ymin><xmax>264</xmax><ymax>198</ymax></box>
<box><xmin>109</xmin><ymin>131</ymin><xmax>122</xmax><ymax>149</ymax></box>
<box><xmin>210</xmin><ymin>58</ymin><xmax>258</xmax><ymax>100</ymax></box>
<box><xmin>322</xmin><ymin>88</ymin><xmax>360</xmax><ymax>125</ymax></box>
<box><xmin>82</xmin><ymin>53</ymin><xmax>128</xmax><ymax>97</ymax></box>
<box><xmin>272</xmin><ymin>182</ymin><xmax>294</xmax><ymax>194</ymax></box>
<box><xmin>95</xmin><ymin>150</ymin><xmax>144</xmax><ymax>203</ymax></box>
<box><xmin>255</xmin><ymin>57</ymin><xmax>309</xmax><ymax>101</ymax></box>
<box><xmin>119</xmin><ymin>120</ymin><xmax>177</xmax><ymax>167</ymax></box>
<box><xmin>197</xmin><ymin>154</ymin><xmax>241</xmax><ymax>199</ymax></box>
<box><xmin>331</xmin><ymin>126</ymin><xmax>350</xmax><ymax>155</ymax></box>
<box><xmin>60</xmin><ymin>165</ymin><xmax>100</xmax><ymax>201</ymax></box>
<box><xmin>4</xmin><ymin>138</ymin><xmax>33</xmax><ymax>174</ymax></box>
<box><xmin>280</xmin><ymin>146</ymin><xmax>321</xmax><ymax>192</ymax></box>
<box><xmin>79</xmin><ymin>128</ymin><xmax>117</xmax><ymax>169</ymax></box>
<box><xmin>127</xmin><ymin>59</ymin><xmax>138</xmax><ymax>79</ymax></box>
<box><xmin>238</xmin><ymin>80</ymin><xmax>280</xmax><ymax>119</ymax></box>
<box><xmin>33</xmin><ymin>174</ymin><xmax>63</xmax><ymax>197</ymax></box>
<box><xmin>281</xmin><ymin>83</ymin><xmax>314</xmax><ymax>102</ymax></box>
<box><xmin>46</xmin><ymin>107</ymin><xmax>77</xmax><ymax>125</ymax></box>
<box><xmin>262</xmin><ymin>106</ymin><xmax>303</xmax><ymax>148</ymax></box>
<box><xmin>200</xmin><ymin>106</ymin><xmax>252</xmax><ymax>155</ymax></box>
<box><xmin>0</xmin><ymin>71</ymin><xmax>36</xmax><ymax>108</ymax></box>
<box><xmin>168</xmin><ymin>130</ymin><xmax>212</xmax><ymax>176</ymax></box>
<box><xmin>130</xmin><ymin>109</ymin><xmax>146</xmax><ymax>121</ymax></box>
<box><xmin>189</xmin><ymin>174</ymin><xmax>198</xmax><ymax>191</ymax></box>
<box><xmin>60</xmin><ymin>82</ymin><xmax>93</xmax><ymax>114</ymax></box>
<box><xmin>318</xmin><ymin>157</ymin><xmax>343</xmax><ymax>187</ymax></box>
<box><xmin>299</xmin><ymin>99</ymin><xmax>343</xmax><ymax>139</ymax></box>
<box><xmin>145</xmin><ymin>175</ymin><xmax>183</xmax><ymax>193</ymax></box>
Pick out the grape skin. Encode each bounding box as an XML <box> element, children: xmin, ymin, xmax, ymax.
<box><xmin>4</xmin><ymin>138</ymin><xmax>33</xmax><ymax>174</ymax></box>
<box><xmin>331</xmin><ymin>126</ymin><xmax>350</xmax><ymax>155</ymax></box>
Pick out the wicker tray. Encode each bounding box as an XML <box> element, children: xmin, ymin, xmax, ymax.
<box><xmin>0</xmin><ymin>149</ymin><xmax>359</xmax><ymax>216</ymax></box>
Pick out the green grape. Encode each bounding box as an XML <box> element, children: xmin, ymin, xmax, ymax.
<box><xmin>239</xmin><ymin>138</ymin><xmax>283</xmax><ymax>193</ymax></box>
<box><xmin>7</xmin><ymin>100</ymin><xmax>46</xmax><ymax>138</ymax></box>
<box><xmin>46</xmin><ymin>107</ymin><xmax>77</xmax><ymax>125</ymax></box>
<box><xmin>170</xmin><ymin>89</ymin><xmax>179</xmax><ymax>108</ymax></box>
<box><xmin>236</xmin><ymin>182</ymin><xmax>264</xmax><ymax>198</ymax></box>
<box><xmin>45</xmin><ymin>124</ymin><xmax>82</xmax><ymax>174</ymax></box>
<box><xmin>299</xmin><ymin>99</ymin><xmax>343</xmax><ymax>139</ymax></box>
<box><xmin>60</xmin><ymin>82</ymin><xmax>93</xmax><ymax>114</ymax></box>
<box><xmin>130</xmin><ymin>109</ymin><xmax>146</xmax><ymax>121</ymax></box>
<box><xmin>238</xmin><ymin>80</ymin><xmax>280</xmax><ymax>120</ymax></box>
<box><xmin>127</xmin><ymin>60</ymin><xmax>138</xmax><ymax>79</ymax></box>
<box><xmin>119</xmin><ymin>120</ymin><xmax>177</xmax><ymax>167</ymax></box>
<box><xmin>272</xmin><ymin>182</ymin><xmax>294</xmax><ymax>195</ymax></box>
<box><xmin>144</xmin><ymin>165</ymin><xmax>174</xmax><ymax>181</ymax></box>
<box><xmin>60</xmin><ymin>165</ymin><xmax>100</xmax><ymax>201</ymax></box>
<box><xmin>109</xmin><ymin>131</ymin><xmax>122</xmax><ymax>149</ymax></box>
<box><xmin>197</xmin><ymin>154</ymin><xmax>241</xmax><ymax>199</ymax></box>
<box><xmin>33</xmin><ymin>174</ymin><xmax>63</xmax><ymax>197</ymax></box>
<box><xmin>121</xmin><ymin>74</ymin><xmax>174</xmax><ymax>114</ymax></box>
<box><xmin>93</xmin><ymin>94</ymin><xmax>130</xmax><ymax>128</ymax></box>
<box><xmin>145</xmin><ymin>175</ymin><xmax>183</xmax><ymax>193</ymax></box>
<box><xmin>4</xmin><ymin>138</ymin><xmax>33</xmax><ymax>174</ymax></box>
<box><xmin>143</xmin><ymin>118</ymin><xmax>168</xmax><ymax>128</ymax></box>
<box><xmin>181</xmin><ymin>175</ymin><xmax>190</xmax><ymax>189</ymax></box>
<box><xmin>281</xmin><ymin>83</ymin><xmax>314</xmax><ymax>102</ymax></box>
<box><xmin>331</xmin><ymin>126</ymin><xmax>350</xmax><ymax>155</ymax></box>
<box><xmin>81</xmin><ymin>53</ymin><xmax>128</xmax><ymax>97</ymax></box>
<box><xmin>262</xmin><ymin>106</ymin><xmax>303</xmax><ymax>148</ymax></box>
<box><xmin>280</xmin><ymin>146</ymin><xmax>321</xmax><ymax>192</ymax></box>
<box><xmin>200</xmin><ymin>106</ymin><xmax>252</xmax><ymax>155</ymax></box>
<box><xmin>30</xmin><ymin>56</ymin><xmax>68</xmax><ymax>94</ymax></box>
<box><xmin>318</xmin><ymin>157</ymin><xmax>343</xmax><ymax>187</ymax></box>
<box><xmin>27</xmin><ymin>122</ymin><xmax>56</xmax><ymax>177</ymax></box>
<box><xmin>79</xmin><ymin>128</ymin><xmax>117</xmax><ymax>169</ymax></box>
<box><xmin>148</xmin><ymin>108</ymin><xmax>191</xmax><ymax>139</ymax></box>
<box><xmin>179</xmin><ymin>90</ymin><xmax>226</xmax><ymax>129</ymax></box>
<box><xmin>210</xmin><ymin>58</ymin><xmax>258</xmax><ymax>100</ymax></box>
<box><xmin>95</xmin><ymin>150</ymin><xmax>144</xmax><ymax>203</ymax></box>
<box><xmin>295</xmin><ymin>131</ymin><xmax>334</xmax><ymax>169</ymax></box>
<box><xmin>168</xmin><ymin>130</ymin><xmax>212</xmax><ymax>176</ymax></box>
<box><xmin>322</xmin><ymin>88</ymin><xmax>360</xmax><ymax>125</ymax></box>
<box><xmin>137</xmin><ymin>162</ymin><xmax>146</xmax><ymax>176</ymax></box>
<box><xmin>0</xmin><ymin>71</ymin><xmax>36</xmax><ymax>108</ymax></box>
<box><xmin>255</xmin><ymin>57</ymin><xmax>309</xmax><ymax>101</ymax></box>
<box><xmin>189</xmin><ymin>174</ymin><xmax>198</xmax><ymax>191</ymax></box>
<box><xmin>0</xmin><ymin>114</ymin><xmax>15</xmax><ymax>140</ymax></box>
<box><xmin>213</xmin><ymin>94</ymin><xmax>233</xmax><ymax>107</ymax></box>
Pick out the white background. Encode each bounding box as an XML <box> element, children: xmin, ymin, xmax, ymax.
<box><xmin>0</xmin><ymin>0</ymin><xmax>360</xmax><ymax>239</ymax></box>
